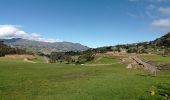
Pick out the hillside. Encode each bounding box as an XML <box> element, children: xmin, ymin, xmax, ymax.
<box><xmin>0</xmin><ymin>41</ymin><xmax>28</xmax><ymax>56</ymax></box>
<box><xmin>0</xmin><ymin>38</ymin><xmax>89</xmax><ymax>54</ymax></box>
<box><xmin>83</xmin><ymin>32</ymin><xmax>170</xmax><ymax>55</ymax></box>
<box><xmin>152</xmin><ymin>32</ymin><xmax>170</xmax><ymax>48</ymax></box>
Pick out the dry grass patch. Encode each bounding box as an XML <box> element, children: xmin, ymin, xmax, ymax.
<box><xmin>0</xmin><ymin>54</ymin><xmax>35</xmax><ymax>60</ymax></box>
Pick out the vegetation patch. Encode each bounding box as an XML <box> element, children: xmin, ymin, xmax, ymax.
<box><xmin>87</xmin><ymin>56</ymin><xmax>119</xmax><ymax>64</ymax></box>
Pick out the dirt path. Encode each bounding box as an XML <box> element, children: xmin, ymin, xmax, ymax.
<box><xmin>94</xmin><ymin>57</ymin><xmax>102</xmax><ymax>62</ymax></box>
<box><xmin>131</xmin><ymin>56</ymin><xmax>157</xmax><ymax>76</ymax></box>
<box><xmin>44</xmin><ymin>56</ymin><xmax>49</xmax><ymax>63</ymax></box>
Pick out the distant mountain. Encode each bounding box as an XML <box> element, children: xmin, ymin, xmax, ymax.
<box><xmin>152</xmin><ymin>32</ymin><xmax>170</xmax><ymax>48</ymax></box>
<box><xmin>0</xmin><ymin>38</ymin><xmax>89</xmax><ymax>54</ymax></box>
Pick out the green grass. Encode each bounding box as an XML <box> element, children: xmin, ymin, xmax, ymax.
<box><xmin>140</xmin><ymin>54</ymin><xmax>170</xmax><ymax>63</ymax></box>
<box><xmin>30</xmin><ymin>56</ymin><xmax>47</xmax><ymax>63</ymax></box>
<box><xmin>0</xmin><ymin>60</ymin><xmax>170</xmax><ymax>100</ymax></box>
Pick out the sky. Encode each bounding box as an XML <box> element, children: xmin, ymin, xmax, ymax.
<box><xmin>0</xmin><ymin>0</ymin><xmax>170</xmax><ymax>48</ymax></box>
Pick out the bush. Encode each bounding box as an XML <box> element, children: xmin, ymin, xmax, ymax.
<box><xmin>76</xmin><ymin>54</ymin><xmax>94</xmax><ymax>64</ymax></box>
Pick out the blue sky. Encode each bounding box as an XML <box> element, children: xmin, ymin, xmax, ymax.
<box><xmin>0</xmin><ymin>0</ymin><xmax>170</xmax><ymax>47</ymax></box>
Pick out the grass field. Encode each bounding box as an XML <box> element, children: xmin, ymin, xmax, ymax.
<box><xmin>140</xmin><ymin>54</ymin><xmax>170</xmax><ymax>63</ymax></box>
<box><xmin>0</xmin><ymin>56</ymin><xmax>170</xmax><ymax>100</ymax></box>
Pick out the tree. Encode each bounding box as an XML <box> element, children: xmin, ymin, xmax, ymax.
<box><xmin>127</xmin><ymin>47</ymin><xmax>138</xmax><ymax>53</ymax></box>
<box><xmin>76</xmin><ymin>54</ymin><xmax>94</xmax><ymax>64</ymax></box>
<box><xmin>50</xmin><ymin>52</ymin><xmax>65</xmax><ymax>63</ymax></box>
<box><xmin>65</xmin><ymin>55</ymin><xmax>72</xmax><ymax>64</ymax></box>
<box><xmin>0</xmin><ymin>41</ymin><xmax>27</xmax><ymax>57</ymax></box>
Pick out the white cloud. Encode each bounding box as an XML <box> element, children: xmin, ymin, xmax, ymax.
<box><xmin>0</xmin><ymin>25</ymin><xmax>62</xmax><ymax>42</ymax></box>
<box><xmin>151</xmin><ymin>19</ymin><xmax>170</xmax><ymax>27</ymax></box>
<box><xmin>128</xmin><ymin>0</ymin><xmax>170</xmax><ymax>33</ymax></box>
<box><xmin>158</xmin><ymin>7</ymin><xmax>170</xmax><ymax>15</ymax></box>
<box><xmin>151</xmin><ymin>19</ymin><xmax>170</xmax><ymax>32</ymax></box>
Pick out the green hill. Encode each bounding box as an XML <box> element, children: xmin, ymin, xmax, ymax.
<box><xmin>152</xmin><ymin>32</ymin><xmax>170</xmax><ymax>48</ymax></box>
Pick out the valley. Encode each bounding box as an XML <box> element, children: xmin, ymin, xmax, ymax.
<box><xmin>0</xmin><ymin>52</ymin><xmax>170</xmax><ymax>100</ymax></box>
<box><xmin>0</xmin><ymin>32</ymin><xmax>170</xmax><ymax>100</ymax></box>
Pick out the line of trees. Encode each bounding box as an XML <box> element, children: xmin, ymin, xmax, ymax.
<box><xmin>49</xmin><ymin>51</ymin><xmax>95</xmax><ymax>64</ymax></box>
<box><xmin>48</xmin><ymin>47</ymin><xmax>114</xmax><ymax>64</ymax></box>
<box><xmin>0</xmin><ymin>41</ymin><xmax>31</xmax><ymax>57</ymax></box>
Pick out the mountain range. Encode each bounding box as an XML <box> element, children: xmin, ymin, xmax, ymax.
<box><xmin>0</xmin><ymin>38</ymin><xmax>89</xmax><ymax>54</ymax></box>
<box><xmin>0</xmin><ymin>32</ymin><xmax>169</xmax><ymax>54</ymax></box>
